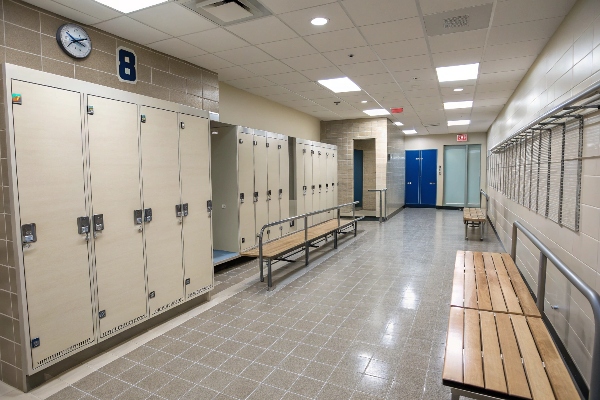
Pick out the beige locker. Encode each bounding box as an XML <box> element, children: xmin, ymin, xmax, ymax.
<box><xmin>266</xmin><ymin>134</ymin><xmax>280</xmax><ymax>240</ymax></box>
<box><xmin>333</xmin><ymin>149</ymin><xmax>338</xmax><ymax>206</ymax></box>
<box><xmin>279</xmin><ymin>136</ymin><xmax>290</xmax><ymax>236</ymax></box>
<box><xmin>238</xmin><ymin>128</ymin><xmax>255</xmax><ymax>251</ymax></box>
<box><xmin>312</xmin><ymin>145</ymin><xmax>322</xmax><ymax>224</ymax></box>
<box><xmin>325</xmin><ymin>148</ymin><xmax>334</xmax><ymax>219</ymax></box>
<box><xmin>294</xmin><ymin>140</ymin><xmax>305</xmax><ymax>230</ymax></box>
<box><xmin>179</xmin><ymin>114</ymin><xmax>213</xmax><ymax>299</ymax></box>
<box><xmin>254</xmin><ymin>132</ymin><xmax>269</xmax><ymax>241</ymax></box>
<box><xmin>304</xmin><ymin>142</ymin><xmax>314</xmax><ymax>226</ymax></box>
<box><xmin>87</xmin><ymin>96</ymin><xmax>147</xmax><ymax>340</ymax></box>
<box><xmin>318</xmin><ymin>149</ymin><xmax>328</xmax><ymax>222</ymax></box>
<box><xmin>140</xmin><ymin>106</ymin><xmax>184</xmax><ymax>316</ymax></box>
<box><xmin>13</xmin><ymin>81</ymin><xmax>95</xmax><ymax>369</ymax></box>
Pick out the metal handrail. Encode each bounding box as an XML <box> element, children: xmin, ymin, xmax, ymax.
<box><xmin>368</xmin><ymin>188</ymin><xmax>388</xmax><ymax>223</ymax></box>
<box><xmin>511</xmin><ymin>221</ymin><xmax>600</xmax><ymax>400</ymax></box>
<box><xmin>480</xmin><ymin>189</ymin><xmax>489</xmax><ymax>215</ymax></box>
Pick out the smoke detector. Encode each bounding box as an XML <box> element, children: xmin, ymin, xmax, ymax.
<box><xmin>179</xmin><ymin>0</ymin><xmax>270</xmax><ymax>25</ymax></box>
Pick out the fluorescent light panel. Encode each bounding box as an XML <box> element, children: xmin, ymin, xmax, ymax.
<box><xmin>363</xmin><ymin>109</ymin><xmax>390</xmax><ymax>116</ymax></box>
<box><xmin>394</xmin><ymin>122</ymin><xmax>403</xmax><ymax>126</ymax></box>
<box><xmin>448</xmin><ymin>120</ymin><xmax>470</xmax><ymax>126</ymax></box>
<box><xmin>444</xmin><ymin>101</ymin><xmax>473</xmax><ymax>110</ymax></box>
<box><xmin>436</xmin><ymin>63</ymin><xmax>479</xmax><ymax>82</ymax></box>
<box><xmin>403</xmin><ymin>129</ymin><xmax>417</xmax><ymax>134</ymax></box>
<box><xmin>454</xmin><ymin>88</ymin><xmax>464</xmax><ymax>92</ymax></box>
<box><xmin>318</xmin><ymin>77</ymin><xmax>361</xmax><ymax>93</ymax></box>
<box><xmin>311</xmin><ymin>17</ymin><xmax>328</xmax><ymax>25</ymax></box>
<box><xmin>94</xmin><ymin>0</ymin><xmax>167</xmax><ymax>13</ymax></box>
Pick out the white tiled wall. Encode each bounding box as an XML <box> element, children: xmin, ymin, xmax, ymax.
<box><xmin>487</xmin><ymin>0</ymin><xmax>600</xmax><ymax>384</ymax></box>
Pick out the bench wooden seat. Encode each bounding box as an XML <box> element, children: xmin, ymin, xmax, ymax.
<box><xmin>464</xmin><ymin>208</ymin><xmax>486</xmax><ymax>240</ymax></box>
<box><xmin>451</xmin><ymin>251</ymin><xmax>541</xmax><ymax>317</ymax></box>
<box><xmin>444</xmin><ymin>251</ymin><xmax>581</xmax><ymax>400</ymax></box>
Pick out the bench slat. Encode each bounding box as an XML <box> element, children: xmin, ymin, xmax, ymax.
<box><xmin>496</xmin><ymin>313</ymin><xmax>532</xmax><ymax>399</ymax></box>
<box><xmin>492</xmin><ymin>253</ymin><xmax>523</xmax><ymax>315</ymax></box>
<box><xmin>483</xmin><ymin>254</ymin><xmax>508</xmax><ymax>313</ymax></box>
<box><xmin>502</xmin><ymin>254</ymin><xmax>541</xmax><ymax>318</ymax></box>
<box><xmin>474</xmin><ymin>252</ymin><xmax>492</xmax><ymax>311</ymax></box>
<box><xmin>464</xmin><ymin>268</ymin><xmax>478</xmax><ymax>309</ymax></box>
<box><xmin>528</xmin><ymin>318</ymin><xmax>580</xmax><ymax>400</ymax></box>
<box><xmin>464</xmin><ymin>309</ymin><xmax>484</xmax><ymax>387</ymax></box>
<box><xmin>443</xmin><ymin>307</ymin><xmax>464</xmax><ymax>384</ymax></box>
<box><xmin>451</xmin><ymin>253</ymin><xmax>465</xmax><ymax>307</ymax></box>
<box><xmin>511</xmin><ymin>315</ymin><xmax>555</xmax><ymax>400</ymax></box>
<box><xmin>480</xmin><ymin>312</ymin><xmax>507</xmax><ymax>393</ymax></box>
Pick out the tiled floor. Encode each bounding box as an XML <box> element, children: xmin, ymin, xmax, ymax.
<box><xmin>1</xmin><ymin>208</ymin><xmax>504</xmax><ymax>400</ymax></box>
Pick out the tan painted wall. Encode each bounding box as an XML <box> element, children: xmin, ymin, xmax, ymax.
<box><xmin>218</xmin><ymin>82</ymin><xmax>320</xmax><ymax>141</ymax></box>
<box><xmin>405</xmin><ymin>132</ymin><xmax>487</xmax><ymax>207</ymax></box>
<box><xmin>486</xmin><ymin>0</ymin><xmax>600</xmax><ymax>384</ymax></box>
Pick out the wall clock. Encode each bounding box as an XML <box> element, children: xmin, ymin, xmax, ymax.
<box><xmin>56</xmin><ymin>24</ymin><xmax>92</xmax><ymax>59</ymax></box>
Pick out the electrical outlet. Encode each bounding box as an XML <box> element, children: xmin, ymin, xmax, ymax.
<box><xmin>222</xmin><ymin>204</ymin><xmax>226</xmax><ymax>209</ymax></box>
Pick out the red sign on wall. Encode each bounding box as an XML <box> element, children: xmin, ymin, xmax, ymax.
<box><xmin>391</xmin><ymin>107</ymin><xmax>404</xmax><ymax>114</ymax></box>
<box><xmin>457</xmin><ymin>134</ymin><xmax>468</xmax><ymax>142</ymax></box>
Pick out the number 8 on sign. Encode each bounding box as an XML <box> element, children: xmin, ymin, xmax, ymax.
<box><xmin>117</xmin><ymin>46</ymin><xmax>137</xmax><ymax>84</ymax></box>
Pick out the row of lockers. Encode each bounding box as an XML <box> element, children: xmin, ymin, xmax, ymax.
<box><xmin>9</xmin><ymin>79</ymin><xmax>213</xmax><ymax>373</ymax></box>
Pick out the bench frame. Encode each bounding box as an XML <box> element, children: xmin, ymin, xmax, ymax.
<box><xmin>256</xmin><ymin>201</ymin><xmax>364</xmax><ymax>291</ymax></box>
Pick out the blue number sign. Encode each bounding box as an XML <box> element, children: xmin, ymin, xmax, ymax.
<box><xmin>117</xmin><ymin>46</ymin><xmax>137</xmax><ymax>84</ymax></box>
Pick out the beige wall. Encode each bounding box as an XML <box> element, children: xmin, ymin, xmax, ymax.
<box><xmin>486</xmin><ymin>0</ymin><xmax>600</xmax><ymax>384</ymax></box>
<box><xmin>405</xmin><ymin>132</ymin><xmax>487</xmax><ymax>207</ymax></box>
<box><xmin>218</xmin><ymin>82</ymin><xmax>320</xmax><ymax>141</ymax></box>
<box><xmin>354</xmin><ymin>139</ymin><xmax>376</xmax><ymax>210</ymax></box>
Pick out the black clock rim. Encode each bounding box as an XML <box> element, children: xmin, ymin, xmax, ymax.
<box><xmin>56</xmin><ymin>23</ymin><xmax>92</xmax><ymax>60</ymax></box>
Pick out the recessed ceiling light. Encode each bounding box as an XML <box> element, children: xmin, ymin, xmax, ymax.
<box><xmin>363</xmin><ymin>109</ymin><xmax>390</xmax><ymax>116</ymax></box>
<box><xmin>448</xmin><ymin>120</ymin><xmax>471</xmax><ymax>126</ymax></box>
<box><xmin>93</xmin><ymin>0</ymin><xmax>167</xmax><ymax>13</ymax></box>
<box><xmin>403</xmin><ymin>129</ymin><xmax>417</xmax><ymax>134</ymax></box>
<box><xmin>454</xmin><ymin>88</ymin><xmax>464</xmax><ymax>92</ymax></box>
<box><xmin>318</xmin><ymin>77</ymin><xmax>361</xmax><ymax>93</ymax></box>
<box><xmin>444</xmin><ymin>101</ymin><xmax>473</xmax><ymax>110</ymax></box>
<box><xmin>311</xmin><ymin>17</ymin><xmax>329</xmax><ymax>26</ymax></box>
<box><xmin>436</xmin><ymin>63</ymin><xmax>479</xmax><ymax>82</ymax></box>
<box><xmin>394</xmin><ymin>122</ymin><xmax>404</xmax><ymax>126</ymax></box>
<box><xmin>361</xmin><ymin>100</ymin><xmax>368</xmax><ymax>103</ymax></box>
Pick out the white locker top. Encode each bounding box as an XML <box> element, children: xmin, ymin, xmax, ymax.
<box><xmin>266</xmin><ymin>131</ymin><xmax>278</xmax><ymax>140</ymax></box>
<box><xmin>277</xmin><ymin>134</ymin><xmax>288</xmax><ymax>141</ymax></box>
<box><xmin>237</xmin><ymin>126</ymin><xmax>253</xmax><ymax>135</ymax></box>
<box><xmin>254</xmin><ymin>129</ymin><xmax>267</xmax><ymax>138</ymax></box>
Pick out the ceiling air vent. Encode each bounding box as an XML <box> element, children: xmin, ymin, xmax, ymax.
<box><xmin>424</xmin><ymin>4</ymin><xmax>492</xmax><ymax>36</ymax></box>
<box><xmin>178</xmin><ymin>0</ymin><xmax>271</xmax><ymax>26</ymax></box>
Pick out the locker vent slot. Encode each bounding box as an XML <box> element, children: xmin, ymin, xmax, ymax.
<box><xmin>100</xmin><ymin>314</ymin><xmax>146</xmax><ymax>339</ymax></box>
<box><xmin>187</xmin><ymin>284</ymin><xmax>213</xmax><ymax>299</ymax></box>
<box><xmin>35</xmin><ymin>337</ymin><xmax>94</xmax><ymax>369</ymax></box>
<box><xmin>151</xmin><ymin>298</ymin><xmax>184</xmax><ymax>316</ymax></box>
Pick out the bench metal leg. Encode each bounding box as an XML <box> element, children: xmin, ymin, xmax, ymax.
<box><xmin>451</xmin><ymin>389</ymin><xmax>460</xmax><ymax>400</ymax></box>
<box><xmin>267</xmin><ymin>258</ymin><xmax>273</xmax><ymax>291</ymax></box>
<box><xmin>354</xmin><ymin>221</ymin><xmax>358</xmax><ymax>237</ymax></box>
<box><xmin>305</xmin><ymin>242</ymin><xmax>309</xmax><ymax>266</ymax></box>
<box><xmin>465</xmin><ymin>222</ymin><xmax>468</xmax><ymax>240</ymax></box>
<box><xmin>334</xmin><ymin>230</ymin><xmax>338</xmax><ymax>249</ymax></box>
<box><xmin>480</xmin><ymin>222</ymin><xmax>484</xmax><ymax>241</ymax></box>
<box><xmin>259</xmin><ymin>255</ymin><xmax>264</xmax><ymax>282</ymax></box>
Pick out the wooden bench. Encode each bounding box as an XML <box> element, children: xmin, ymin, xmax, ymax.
<box><xmin>464</xmin><ymin>207</ymin><xmax>486</xmax><ymax>240</ymax></box>
<box><xmin>443</xmin><ymin>251</ymin><xmax>580</xmax><ymax>400</ymax></box>
<box><xmin>241</xmin><ymin>218</ymin><xmax>361</xmax><ymax>290</ymax></box>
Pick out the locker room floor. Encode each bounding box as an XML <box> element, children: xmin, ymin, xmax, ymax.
<box><xmin>1</xmin><ymin>208</ymin><xmax>505</xmax><ymax>400</ymax></box>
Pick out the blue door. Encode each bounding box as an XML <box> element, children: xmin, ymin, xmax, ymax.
<box><xmin>354</xmin><ymin>149</ymin><xmax>363</xmax><ymax>207</ymax></box>
<box><xmin>420</xmin><ymin>149</ymin><xmax>437</xmax><ymax>206</ymax></box>
<box><xmin>405</xmin><ymin>150</ymin><xmax>420</xmax><ymax>205</ymax></box>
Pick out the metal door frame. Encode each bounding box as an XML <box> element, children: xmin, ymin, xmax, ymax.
<box><xmin>442</xmin><ymin>144</ymin><xmax>481</xmax><ymax>208</ymax></box>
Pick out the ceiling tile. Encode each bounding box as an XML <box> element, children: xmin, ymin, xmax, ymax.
<box><xmin>93</xmin><ymin>16</ymin><xmax>170</xmax><ymax>45</ymax></box>
<box><xmin>483</xmin><ymin>39</ymin><xmax>547</xmax><ymax>61</ymax></box>
<box><xmin>487</xmin><ymin>17</ymin><xmax>564</xmax><ymax>46</ymax></box>
<box><xmin>440</xmin><ymin>84</ymin><xmax>476</xmax><ymax>96</ymax></box>
<box><xmin>214</xmin><ymin>46</ymin><xmax>273</xmax><ymax>65</ymax></box>
<box><xmin>338</xmin><ymin>60</ymin><xmax>389</xmax><ymax>76</ymax></box>
<box><xmin>281</xmin><ymin>53</ymin><xmax>334</xmax><ymax>71</ymax></box>
<box><xmin>186</xmin><ymin>54</ymin><xmax>234</xmax><ymax>70</ymax></box>
<box><xmin>384</xmin><ymin>55</ymin><xmax>432</xmax><ymax>72</ymax></box>
<box><xmin>245</xmin><ymin>85</ymin><xmax>292</xmax><ymax>96</ymax></box>
<box><xmin>268</xmin><ymin>71</ymin><xmax>311</xmax><ymax>85</ymax></box>
<box><xmin>257</xmin><ymin>37</ymin><xmax>318</xmax><ymax>59</ymax></box>
<box><xmin>282</xmin><ymin>82</ymin><xmax>324</xmax><ymax>93</ymax></box>
<box><xmin>226</xmin><ymin>76</ymin><xmax>274</xmax><ymax>89</ymax></box>
<box><xmin>258</xmin><ymin>0</ymin><xmax>337</xmax><ymax>14</ymax></box>
<box><xmin>493</xmin><ymin>0</ymin><xmax>575</xmax><ymax>26</ymax></box>
<box><xmin>363</xmin><ymin>82</ymin><xmax>403</xmax><ymax>94</ymax></box>
<box><xmin>371</xmin><ymin>38</ymin><xmax>429</xmax><ymax>60</ymax></box>
<box><xmin>429</xmin><ymin>30</ymin><xmax>487</xmax><ymax>53</ymax></box>
<box><xmin>23</xmin><ymin>0</ymin><xmax>103</xmax><ymax>24</ymax></box>
<box><xmin>148</xmin><ymin>38</ymin><xmax>206</xmax><ymax>59</ymax></box>
<box><xmin>392</xmin><ymin>68</ymin><xmax>437</xmax><ymax>81</ymax></box>
<box><xmin>51</xmin><ymin>0</ymin><xmax>121</xmax><ymax>21</ymax></box>
<box><xmin>225</xmin><ymin>16</ymin><xmax>298</xmax><ymax>45</ymax></box>
<box><xmin>243</xmin><ymin>60</ymin><xmax>294</xmax><ymax>75</ymax></box>
<box><xmin>304</xmin><ymin>28</ymin><xmax>368</xmax><ymax>52</ymax></box>
<box><xmin>217</xmin><ymin>66</ymin><xmax>257</xmax><ymax>80</ymax></box>
<box><xmin>474</xmin><ymin>90</ymin><xmax>512</xmax><ymax>100</ymax></box>
<box><xmin>476</xmin><ymin>80</ymin><xmax>520</xmax><ymax>93</ymax></box>
<box><xmin>431</xmin><ymin>48</ymin><xmax>484</xmax><ymax>67</ymax></box>
<box><xmin>298</xmin><ymin>88</ymin><xmax>338</xmax><ymax>99</ymax></box>
<box><xmin>180</xmin><ymin>28</ymin><xmax>248</xmax><ymax>53</ymax></box>
<box><xmin>352</xmin><ymin>73</ymin><xmax>396</xmax><ymax>86</ymax></box>
<box><xmin>478</xmin><ymin>69</ymin><xmax>527</xmax><ymax>84</ymax></box>
<box><xmin>474</xmin><ymin>98</ymin><xmax>507</xmax><ymax>107</ymax></box>
<box><xmin>480</xmin><ymin>55</ymin><xmax>536</xmax><ymax>74</ymax></box>
<box><xmin>279</xmin><ymin>3</ymin><xmax>355</xmax><ymax>36</ymax></box>
<box><xmin>360</xmin><ymin>17</ymin><xmax>425</xmax><ymax>45</ymax></box>
<box><xmin>130</xmin><ymin>3</ymin><xmax>216</xmax><ymax>36</ymax></box>
<box><xmin>322</xmin><ymin>46</ymin><xmax>380</xmax><ymax>66</ymax></box>
<box><xmin>419</xmin><ymin>0</ymin><xmax>493</xmax><ymax>15</ymax></box>
<box><xmin>301</xmin><ymin>66</ymin><xmax>345</xmax><ymax>81</ymax></box>
<box><xmin>341</xmin><ymin>0</ymin><xmax>419</xmax><ymax>26</ymax></box>
<box><xmin>404</xmin><ymin>87</ymin><xmax>440</xmax><ymax>99</ymax></box>
<box><xmin>399</xmin><ymin>79</ymin><xmax>439</xmax><ymax>91</ymax></box>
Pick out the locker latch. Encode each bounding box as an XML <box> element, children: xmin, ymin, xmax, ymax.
<box><xmin>176</xmin><ymin>204</ymin><xmax>183</xmax><ymax>217</ymax></box>
<box><xmin>207</xmin><ymin>200</ymin><xmax>212</xmax><ymax>212</ymax></box>
<box><xmin>144</xmin><ymin>208</ymin><xmax>152</xmax><ymax>223</ymax></box>
<box><xmin>99</xmin><ymin>310</ymin><xmax>106</xmax><ymax>319</ymax></box>
<box><xmin>319</xmin><ymin>184</ymin><xmax>322</xmax><ymax>193</ymax></box>
<box><xmin>141</xmin><ymin>115</ymin><xmax>146</xmax><ymax>123</ymax></box>
<box><xmin>253</xmin><ymin>192</ymin><xmax>259</xmax><ymax>202</ymax></box>
<box><xmin>31</xmin><ymin>337</ymin><xmax>40</xmax><ymax>348</ymax></box>
<box><xmin>149</xmin><ymin>291</ymin><xmax>155</xmax><ymax>299</ymax></box>
<box><xmin>185</xmin><ymin>278</ymin><xmax>191</xmax><ymax>285</ymax></box>
<box><xmin>311</xmin><ymin>150</ymin><xmax>314</xmax><ymax>154</ymax></box>
<box><xmin>332</xmin><ymin>183</ymin><xmax>335</xmax><ymax>187</ymax></box>
<box><xmin>312</xmin><ymin>185</ymin><xmax>315</xmax><ymax>193</ymax></box>
<box><xmin>87</xmin><ymin>106</ymin><xmax>94</xmax><ymax>115</ymax></box>
<box><xmin>278</xmin><ymin>145</ymin><xmax>281</xmax><ymax>149</ymax></box>
<box><xmin>22</xmin><ymin>223</ymin><xmax>37</xmax><ymax>244</ymax></box>
<box><xmin>93</xmin><ymin>214</ymin><xmax>104</xmax><ymax>232</ymax></box>
<box><xmin>77</xmin><ymin>217</ymin><xmax>90</xmax><ymax>239</ymax></box>
<box><xmin>134</xmin><ymin>209</ymin><xmax>143</xmax><ymax>225</ymax></box>
<box><xmin>303</xmin><ymin>186</ymin><xmax>307</xmax><ymax>195</ymax></box>
<box><xmin>239</xmin><ymin>138</ymin><xmax>243</xmax><ymax>144</ymax></box>
<box><xmin>318</xmin><ymin>151</ymin><xmax>321</xmax><ymax>155</ymax></box>
<box><xmin>253</xmin><ymin>140</ymin><xmax>257</xmax><ymax>146</ymax></box>
<box><xmin>183</xmin><ymin>203</ymin><xmax>189</xmax><ymax>216</ymax></box>
<box><xmin>240</xmin><ymin>193</ymin><xmax>245</xmax><ymax>203</ymax></box>
<box><xmin>180</xmin><ymin>122</ymin><xmax>185</xmax><ymax>129</ymax></box>
<box><xmin>266</xmin><ymin>142</ymin><xmax>270</xmax><ymax>147</ymax></box>
<box><xmin>267</xmin><ymin>190</ymin><xmax>271</xmax><ymax>201</ymax></box>
<box><xmin>242</xmin><ymin>238</ymin><xmax>245</xmax><ymax>243</ymax></box>
<box><xmin>279</xmin><ymin>189</ymin><xmax>283</xmax><ymax>199</ymax></box>
<box><xmin>326</xmin><ymin>184</ymin><xmax>329</xmax><ymax>191</ymax></box>
<box><xmin>303</xmin><ymin>149</ymin><xmax>306</xmax><ymax>153</ymax></box>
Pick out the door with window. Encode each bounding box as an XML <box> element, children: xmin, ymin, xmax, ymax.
<box><xmin>405</xmin><ymin>149</ymin><xmax>437</xmax><ymax>206</ymax></box>
<box><xmin>443</xmin><ymin>144</ymin><xmax>481</xmax><ymax>207</ymax></box>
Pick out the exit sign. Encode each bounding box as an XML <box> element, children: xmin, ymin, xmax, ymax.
<box><xmin>457</xmin><ymin>134</ymin><xmax>468</xmax><ymax>142</ymax></box>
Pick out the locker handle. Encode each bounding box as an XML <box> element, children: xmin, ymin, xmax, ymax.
<box><xmin>93</xmin><ymin>214</ymin><xmax>104</xmax><ymax>232</ymax></box>
<box><xmin>253</xmin><ymin>192</ymin><xmax>259</xmax><ymax>202</ymax></box>
<box><xmin>279</xmin><ymin>189</ymin><xmax>283</xmax><ymax>199</ymax></box>
<box><xmin>267</xmin><ymin>190</ymin><xmax>271</xmax><ymax>201</ymax></box>
<box><xmin>207</xmin><ymin>200</ymin><xmax>212</xmax><ymax>212</ymax></box>
<box><xmin>144</xmin><ymin>208</ymin><xmax>152</xmax><ymax>223</ymax></box>
<box><xmin>134</xmin><ymin>209</ymin><xmax>143</xmax><ymax>225</ymax></box>
<box><xmin>240</xmin><ymin>193</ymin><xmax>245</xmax><ymax>203</ymax></box>
<box><xmin>303</xmin><ymin>186</ymin><xmax>307</xmax><ymax>195</ymax></box>
<box><xmin>22</xmin><ymin>223</ymin><xmax>37</xmax><ymax>245</ymax></box>
<box><xmin>176</xmin><ymin>204</ymin><xmax>183</xmax><ymax>217</ymax></box>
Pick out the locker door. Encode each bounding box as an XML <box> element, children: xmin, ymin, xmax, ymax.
<box><xmin>254</xmin><ymin>134</ymin><xmax>268</xmax><ymax>241</ymax></box>
<box><xmin>266</xmin><ymin>135</ymin><xmax>280</xmax><ymax>240</ymax></box>
<box><xmin>279</xmin><ymin>138</ymin><xmax>290</xmax><ymax>236</ymax></box>
<box><xmin>333</xmin><ymin>150</ymin><xmax>338</xmax><ymax>206</ymax></box>
<box><xmin>405</xmin><ymin>150</ymin><xmax>421</xmax><ymax>205</ymax></box>
<box><xmin>12</xmin><ymin>81</ymin><xmax>95</xmax><ymax>369</ymax></box>
<box><xmin>325</xmin><ymin>150</ymin><xmax>333</xmax><ymax>220</ymax></box>
<box><xmin>304</xmin><ymin>143</ymin><xmax>313</xmax><ymax>226</ymax></box>
<box><xmin>318</xmin><ymin>150</ymin><xmax>327</xmax><ymax>221</ymax></box>
<box><xmin>180</xmin><ymin>114</ymin><xmax>213</xmax><ymax>299</ymax></box>
<box><xmin>87</xmin><ymin>96</ymin><xmax>146</xmax><ymax>340</ymax></box>
<box><xmin>312</xmin><ymin>147</ymin><xmax>321</xmax><ymax>224</ymax></box>
<box><xmin>140</xmin><ymin>106</ymin><xmax>184</xmax><ymax>316</ymax></box>
<box><xmin>238</xmin><ymin>130</ymin><xmax>255</xmax><ymax>251</ymax></box>
<box><xmin>295</xmin><ymin>141</ymin><xmax>305</xmax><ymax>230</ymax></box>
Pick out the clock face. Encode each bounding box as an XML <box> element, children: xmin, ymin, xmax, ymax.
<box><xmin>56</xmin><ymin>24</ymin><xmax>92</xmax><ymax>59</ymax></box>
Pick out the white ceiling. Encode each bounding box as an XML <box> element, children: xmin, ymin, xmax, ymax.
<box><xmin>23</xmin><ymin>0</ymin><xmax>577</xmax><ymax>134</ymax></box>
